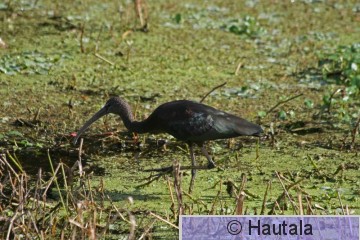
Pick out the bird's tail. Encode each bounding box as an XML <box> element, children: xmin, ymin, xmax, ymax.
<box><xmin>231</xmin><ymin>116</ymin><xmax>263</xmax><ymax>136</ymax></box>
<box><xmin>214</xmin><ymin>113</ymin><xmax>263</xmax><ymax>137</ymax></box>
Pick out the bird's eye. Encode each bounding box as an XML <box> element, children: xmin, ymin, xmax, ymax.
<box><xmin>104</xmin><ymin>103</ymin><xmax>111</xmax><ymax>111</ymax></box>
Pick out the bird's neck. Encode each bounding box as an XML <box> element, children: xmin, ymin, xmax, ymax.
<box><xmin>114</xmin><ymin>99</ymin><xmax>150</xmax><ymax>134</ymax></box>
<box><xmin>128</xmin><ymin>121</ymin><xmax>151</xmax><ymax>133</ymax></box>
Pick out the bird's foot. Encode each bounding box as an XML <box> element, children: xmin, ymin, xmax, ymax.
<box><xmin>188</xmin><ymin>180</ymin><xmax>195</xmax><ymax>194</ymax></box>
<box><xmin>207</xmin><ymin>161</ymin><xmax>216</xmax><ymax>169</ymax></box>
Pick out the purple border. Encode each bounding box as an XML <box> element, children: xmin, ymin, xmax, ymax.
<box><xmin>181</xmin><ymin>216</ymin><xmax>359</xmax><ymax>240</ymax></box>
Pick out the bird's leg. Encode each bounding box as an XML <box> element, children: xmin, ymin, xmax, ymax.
<box><xmin>189</xmin><ymin>143</ymin><xmax>196</xmax><ymax>194</ymax></box>
<box><xmin>200</xmin><ymin>144</ymin><xmax>216</xmax><ymax>169</ymax></box>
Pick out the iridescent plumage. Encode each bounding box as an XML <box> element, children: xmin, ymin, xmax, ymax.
<box><xmin>74</xmin><ymin>97</ymin><xmax>263</xmax><ymax>192</ymax></box>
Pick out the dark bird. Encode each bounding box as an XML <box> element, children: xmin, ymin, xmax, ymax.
<box><xmin>74</xmin><ymin>96</ymin><xmax>263</xmax><ymax>192</ymax></box>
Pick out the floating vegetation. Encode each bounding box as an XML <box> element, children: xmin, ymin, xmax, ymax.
<box><xmin>164</xmin><ymin>4</ymin><xmax>265</xmax><ymax>38</ymax></box>
<box><xmin>221</xmin><ymin>16</ymin><xmax>266</xmax><ymax>38</ymax></box>
<box><xmin>0</xmin><ymin>51</ymin><xmax>70</xmax><ymax>75</ymax></box>
<box><xmin>318</xmin><ymin>43</ymin><xmax>360</xmax><ymax>91</ymax></box>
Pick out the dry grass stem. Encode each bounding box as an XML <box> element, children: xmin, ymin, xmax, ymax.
<box><xmin>260</xmin><ymin>181</ymin><xmax>271</xmax><ymax>215</ymax></box>
<box><xmin>266</xmin><ymin>93</ymin><xmax>303</xmax><ymax>115</ymax></box>
<box><xmin>149</xmin><ymin>212</ymin><xmax>179</xmax><ymax>230</ymax></box>
<box><xmin>173</xmin><ymin>160</ymin><xmax>183</xmax><ymax>217</ymax></box>
<box><xmin>276</xmin><ymin>172</ymin><xmax>298</xmax><ymax>214</ymax></box>
<box><xmin>298</xmin><ymin>192</ymin><xmax>303</xmax><ymax>215</ymax></box>
<box><xmin>200</xmin><ymin>82</ymin><xmax>227</xmax><ymax>103</ymax></box>
<box><xmin>236</xmin><ymin>191</ymin><xmax>246</xmax><ymax>215</ymax></box>
<box><xmin>235</xmin><ymin>61</ymin><xmax>243</xmax><ymax>75</ymax></box>
<box><xmin>94</xmin><ymin>53</ymin><xmax>114</xmax><ymax>66</ymax></box>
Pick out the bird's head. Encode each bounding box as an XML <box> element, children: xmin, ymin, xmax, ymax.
<box><xmin>73</xmin><ymin>96</ymin><xmax>133</xmax><ymax>144</ymax></box>
<box><xmin>102</xmin><ymin>97</ymin><xmax>123</xmax><ymax>114</ymax></box>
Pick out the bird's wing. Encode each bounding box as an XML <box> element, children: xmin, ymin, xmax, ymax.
<box><xmin>166</xmin><ymin>107</ymin><xmax>262</xmax><ymax>141</ymax></box>
<box><xmin>145</xmin><ymin>100</ymin><xmax>217</xmax><ymax>141</ymax></box>
<box><xmin>168</xmin><ymin>111</ymin><xmax>215</xmax><ymax>140</ymax></box>
<box><xmin>146</xmin><ymin>100</ymin><xmax>262</xmax><ymax>141</ymax></box>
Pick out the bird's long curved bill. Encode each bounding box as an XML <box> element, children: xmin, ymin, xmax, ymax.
<box><xmin>73</xmin><ymin>107</ymin><xmax>108</xmax><ymax>144</ymax></box>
